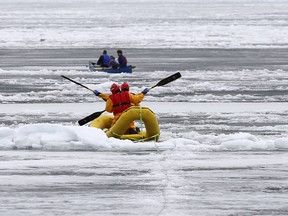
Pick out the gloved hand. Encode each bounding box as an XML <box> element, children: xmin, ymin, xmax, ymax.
<box><xmin>93</xmin><ymin>90</ymin><xmax>100</xmax><ymax>96</ymax></box>
<box><xmin>142</xmin><ymin>88</ymin><xmax>149</xmax><ymax>95</ymax></box>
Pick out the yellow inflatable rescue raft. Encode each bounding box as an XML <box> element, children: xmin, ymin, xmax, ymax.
<box><xmin>90</xmin><ymin>106</ymin><xmax>160</xmax><ymax>141</ymax></box>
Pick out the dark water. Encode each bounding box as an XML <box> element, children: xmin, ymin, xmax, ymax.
<box><xmin>1</xmin><ymin>48</ymin><xmax>288</xmax><ymax>71</ymax></box>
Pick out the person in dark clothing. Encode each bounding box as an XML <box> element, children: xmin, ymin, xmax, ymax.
<box><xmin>117</xmin><ymin>49</ymin><xmax>127</xmax><ymax>68</ymax></box>
<box><xmin>96</xmin><ymin>50</ymin><xmax>110</xmax><ymax>67</ymax></box>
<box><xmin>109</xmin><ymin>55</ymin><xmax>119</xmax><ymax>69</ymax></box>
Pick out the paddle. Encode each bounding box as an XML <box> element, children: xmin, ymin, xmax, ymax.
<box><xmin>149</xmin><ymin>72</ymin><xmax>181</xmax><ymax>90</ymax></box>
<box><xmin>61</xmin><ymin>75</ymin><xmax>94</xmax><ymax>93</ymax></box>
<box><xmin>78</xmin><ymin>110</ymin><xmax>105</xmax><ymax>126</ymax></box>
<box><xmin>77</xmin><ymin>72</ymin><xmax>182</xmax><ymax>126</ymax></box>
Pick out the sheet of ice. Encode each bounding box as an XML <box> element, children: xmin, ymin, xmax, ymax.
<box><xmin>1</xmin><ymin>134</ymin><xmax>288</xmax><ymax>215</ymax></box>
<box><xmin>1</xmin><ymin>99</ymin><xmax>288</xmax><ymax>152</ymax></box>
<box><xmin>0</xmin><ymin>149</ymin><xmax>286</xmax><ymax>216</ymax></box>
<box><xmin>1</xmin><ymin>69</ymin><xmax>288</xmax><ymax>103</ymax></box>
<box><xmin>0</xmin><ymin>0</ymin><xmax>288</xmax><ymax>49</ymax></box>
<box><xmin>1</xmin><ymin>123</ymin><xmax>288</xmax><ymax>152</ymax></box>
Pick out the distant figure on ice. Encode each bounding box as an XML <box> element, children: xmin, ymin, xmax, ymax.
<box><xmin>96</xmin><ymin>50</ymin><xmax>110</xmax><ymax>68</ymax></box>
<box><xmin>117</xmin><ymin>49</ymin><xmax>128</xmax><ymax>68</ymax></box>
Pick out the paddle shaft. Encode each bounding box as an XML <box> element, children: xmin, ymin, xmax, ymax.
<box><xmin>61</xmin><ymin>75</ymin><xmax>94</xmax><ymax>92</ymax></box>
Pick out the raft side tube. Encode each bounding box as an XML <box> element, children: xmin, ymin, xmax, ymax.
<box><xmin>89</xmin><ymin>114</ymin><xmax>113</xmax><ymax>129</ymax></box>
<box><xmin>106</xmin><ymin>106</ymin><xmax>160</xmax><ymax>141</ymax></box>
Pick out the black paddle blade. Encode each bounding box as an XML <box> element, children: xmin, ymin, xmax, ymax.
<box><xmin>152</xmin><ymin>72</ymin><xmax>181</xmax><ymax>89</ymax></box>
<box><xmin>78</xmin><ymin>110</ymin><xmax>105</xmax><ymax>126</ymax></box>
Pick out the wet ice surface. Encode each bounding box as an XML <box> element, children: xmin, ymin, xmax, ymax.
<box><xmin>1</xmin><ymin>151</ymin><xmax>288</xmax><ymax>216</ymax></box>
<box><xmin>1</xmin><ymin>48</ymin><xmax>288</xmax><ymax>104</ymax></box>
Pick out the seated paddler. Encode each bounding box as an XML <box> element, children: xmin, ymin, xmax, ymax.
<box><xmin>96</xmin><ymin>50</ymin><xmax>110</xmax><ymax>68</ymax></box>
<box><xmin>106</xmin><ymin>83</ymin><xmax>149</xmax><ymax>134</ymax></box>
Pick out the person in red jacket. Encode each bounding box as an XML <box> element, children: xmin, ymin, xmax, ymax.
<box><xmin>121</xmin><ymin>82</ymin><xmax>140</xmax><ymax>106</ymax></box>
<box><xmin>105</xmin><ymin>83</ymin><xmax>149</xmax><ymax>134</ymax></box>
<box><xmin>120</xmin><ymin>82</ymin><xmax>141</xmax><ymax>133</ymax></box>
<box><xmin>121</xmin><ymin>82</ymin><xmax>129</xmax><ymax>92</ymax></box>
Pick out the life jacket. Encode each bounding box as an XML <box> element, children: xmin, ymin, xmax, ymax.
<box><xmin>109</xmin><ymin>91</ymin><xmax>131</xmax><ymax>115</ymax></box>
<box><xmin>103</xmin><ymin>54</ymin><xmax>110</xmax><ymax>67</ymax></box>
<box><xmin>118</xmin><ymin>55</ymin><xmax>127</xmax><ymax>68</ymax></box>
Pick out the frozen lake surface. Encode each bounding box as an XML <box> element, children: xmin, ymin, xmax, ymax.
<box><xmin>1</xmin><ymin>0</ymin><xmax>288</xmax><ymax>49</ymax></box>
<box><xmin>1</xmin><ymin>151</ymin><xmax>288</xmax><ymax>216</ymax></box>
<box><xmin>2</xmin><ymin>52</ymin><xmax>288</xmax><ymax>215</ymax></box>
<box><xmin>1</xmin><ymin>0</ymin><xmax>288</xmax><ymax>215</ymax></box>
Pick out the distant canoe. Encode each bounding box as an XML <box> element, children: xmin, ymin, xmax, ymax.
<box><xmin>88</xmin><ymin>62</ymin><xmax>135</xmax><ymax>73</ymax></box>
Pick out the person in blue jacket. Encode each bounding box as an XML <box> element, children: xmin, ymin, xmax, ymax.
<box><xmin>117</xmin><ymin>49</ymin><xmax>127</xmax><ymax>68</ymax></box>
<box><xmin>96</xmin><ymin>50</ymin><xmax>110</xmax><ymax>68</ymax></box>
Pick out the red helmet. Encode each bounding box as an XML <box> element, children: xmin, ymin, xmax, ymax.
<box><xmin>110</xmin><ymin>83</ymin><xmax>120</xmax><ymax>94</ymax></box>
<box><xmin>121</xmin><ymin>82</ymin><xmax>129</xmax><ymax>91</ymax></box>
